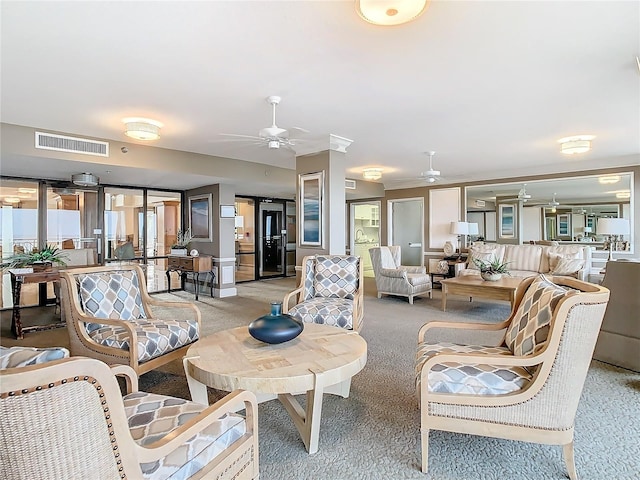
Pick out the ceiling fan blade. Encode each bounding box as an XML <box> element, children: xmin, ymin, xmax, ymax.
<box><xmin>219</xmin><ymin>133</ymin><xmax>263</xmax><ymax>140</ymax></box>
<box><xmin>290</xmin><ymin>126</ymin><xmax>310</xmax><ymax>134</ymax></box>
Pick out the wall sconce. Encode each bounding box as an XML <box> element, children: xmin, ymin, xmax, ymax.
<box><xmin>558</xmin><ymin>135</ymin><xmax>595</xmax><ymax>155</ymax></box>
<box><xmin>123</xmin><ymin>117</ymin><xmax>163</xmax><ymax>141</ymax></box>
<box><xmin>356</xmin><ymin>0</ymin><xmax>429</xmax><ymax>26</ymax></box>
<box><xmin>363</xmin><ymin>168</ymin><xmax>383</xmax><ymax>181</ymax></box>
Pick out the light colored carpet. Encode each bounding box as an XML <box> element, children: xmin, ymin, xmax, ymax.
<box><xmin>3</xmin><ymin>277</ymin><xmax>639</xmax><ymax>479</ymax></box>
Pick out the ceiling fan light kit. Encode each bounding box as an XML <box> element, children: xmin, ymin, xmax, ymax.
<box><xmin>356</xmin><ymin>0</ymin><xmax>430</xmax><ymax>26</ymax></box>
<box><xmin>558</xmin><ymin>135</ymin><xmax>594</xmax><ymax>155</ymax></box>
<box><xmin>123</xmin><ymin>117</ymin><xmax>163</xmax><ymax>141</ymax></box>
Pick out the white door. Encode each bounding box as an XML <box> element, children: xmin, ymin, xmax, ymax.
<box><xmin>389</xmin><ymin>198</ymin><xmax>424</xmax><ymax>266</ymax></box>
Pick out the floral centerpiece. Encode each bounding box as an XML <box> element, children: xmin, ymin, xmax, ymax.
<box><xmin>1</xmin><ymin>244</ymin><xmax>68</xmax><ymax>272</ymax></box>
<box><xmin>473</xmin><ymin>257</ymin><xmax>510</xmax><ymax>281</ymax></box>
<box><xmin>170</xmin><ymin>228</ymin><xmax>193</xmax><ymax>255</ymax></box>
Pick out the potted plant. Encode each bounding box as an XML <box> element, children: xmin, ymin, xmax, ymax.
<box><xmin>170</xmin><ymin>228</ymin><xmax>193</xmax><ymax>255</ymax></box>
<box><xmin>473</xmin><ymin>257</ymin><xmax>510</xmax><ymax>281</ymax></box>
<box><xmin>1</xmin><ymin>244</ymin><xmax>68</xmax><ymax>272</ymax></box>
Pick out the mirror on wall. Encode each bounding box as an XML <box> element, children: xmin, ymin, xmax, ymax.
<box><xmin>465</xmin><ymin>173</ymin><xmax>633</xmax><ymax>251</ymax></box>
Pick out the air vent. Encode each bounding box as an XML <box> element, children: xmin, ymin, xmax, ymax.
<box><xmin>345</xmin><ymin>179</ymin><xmax>357</xmax><ymax>190</ymax></box>
<box><xmin>35</xmin><ymin>132</ymin><xmax>109</xmax><ymax>157</ymax></box>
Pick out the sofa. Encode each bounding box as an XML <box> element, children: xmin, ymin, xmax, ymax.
<box><xmin>460</xmin><ymin>243</ymin><xmax>593</xmax><ymax>281</ymax></box>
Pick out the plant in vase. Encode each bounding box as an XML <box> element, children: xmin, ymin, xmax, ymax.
<box><xmin>170</xmin><ymin>228</ymin><xmax>193</xmax><ymax>255</ymax></box>
<box><xmin>1</xmin><ymin>244</ymin><xmax>68</xmax><ymax>271</ymax></box>
<box><xmin>473</xmin><ymin>257</ymin><xmax>510</xmax><ymax>281</ymax></box>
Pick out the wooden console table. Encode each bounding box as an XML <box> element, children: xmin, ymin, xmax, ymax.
<box><xmin>166</xmin><ymin>255</ymin><xmax>214</xmax><ymax>301</ymax></box>
<box><xmin>9</xmin><ymin>269</ymin><xmax>63</xmax><ymax>339</ymax></box>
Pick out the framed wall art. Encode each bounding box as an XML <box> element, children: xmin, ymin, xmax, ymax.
<box><xmin>189</xmin><ymin>194</ymin><xmax>212</xmax><ymax>241</ymax></box>
<box><xmin>499</xmin><ymin>204</ymin><xmax>516</xmax><ymax>239</ymax></box>
<box><xmin>299</xmin><ymin>171</ymin><xmax>324</xmax><ymax>247</ymax></box>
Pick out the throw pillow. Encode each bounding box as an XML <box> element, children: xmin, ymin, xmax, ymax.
<box><xmin>504</xmin><ymin>274</ymin><xmax>568</xmax><ymax>360</ymax></box>
<box><xmin>548</xmin><ymin>252</ymin><xmax>585</xmax><ymax>276</ymax></box>
<box><xmin>550</xmin><ymin>258</ymin><xmax>586</xmax><ymax>276</ymax></box>
<box><xmin>468</xmin><ymin>250</ymin><xmax>497</xmax><ymax>271</ymax></box>
<box><xmin>313</xmin><ymin>256</ymin><xmax>359</xmax><ymax>299</ymax></box>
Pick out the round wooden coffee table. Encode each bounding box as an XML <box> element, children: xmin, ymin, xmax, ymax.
<box><xmin>184</xmin><ymin>323</ymin><xmax>367</xmax><ymax>454</ymax></box>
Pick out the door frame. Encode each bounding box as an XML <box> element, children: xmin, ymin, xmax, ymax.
<box><xmin>387</xmin><ymin>197</ymin><xmax>425</xmax><ymax>266</ymax></box>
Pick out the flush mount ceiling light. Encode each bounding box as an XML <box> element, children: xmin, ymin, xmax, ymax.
<box><xmin>123</xmin><ymin>117</ymin><xmax>163</xmax><ymax>141</ymax></box>
<box><xmin>363</xmin><ymin>168</ymin><xmax>383</xmax><ymax>180</ymax></box>
<box><xmin>598</xmin><ymin>175</ymin><xmax>620</xmax><ymax>184</ymax></box>
<box><xmin>356</xmin><ymin>0</ymin><xmax>429</xmax><ymax>26</ymax></box>
<box><xmin>616</xmin><ymin>191</ymin><xmax>631</xmax><ymax>199</ymax></box>
<box><xmin>71</xmin><ymin>172</ymin><xmax>99</xmax><ymax>187</ymax></box>
<box><xmin>558</xmin><ymin>135</ymin><xmax>595</xmax><ymax>155</ymax></box>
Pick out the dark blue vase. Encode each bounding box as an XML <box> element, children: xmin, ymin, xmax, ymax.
<box><xmin>248</xmin><ymin>302</ymin><xmax>303</xmax><ymax>344</ymax></box>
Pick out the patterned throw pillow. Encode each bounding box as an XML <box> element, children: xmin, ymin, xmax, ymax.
<box><xmin>504</xmin><ymin>274</ymin><xmax>568</xmax><ymax>358</ymax></box>
<box><xmin>313</xmin><ymin>256</ymin><xmax>359</xmax><ymax>299</ymax></box>
<box><xmin>78</xmin><ymin>270</ymin><xmax>147</xmax><ymax>321</ymax></box>
<box><xmin>548</xmin><ymin>252</ymin><xmax>585</xmax><ymax>276</ymax></box>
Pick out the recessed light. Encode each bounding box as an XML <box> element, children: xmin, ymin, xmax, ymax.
<box><xmin>616</xmin><ymin>192</ymin><xmax>630</xmax><ymax>199</ymax></box>
<box><xmin>18</xmin><ymin>188</ymin><xmax>37</xmax><ymax>194</ymax></box>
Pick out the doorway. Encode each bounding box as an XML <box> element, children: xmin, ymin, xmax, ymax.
<box><xmin>350</xmin><ymin>201</ymin><xmax>381</xmax><ymax>277</ymax></box>
<box><xmin>388</xmin><ymin>198</ymin><xmax>424</xmax><ymax>266</ymax></box>
<box><xmin>258</xmin><ymin>200</ymin><xmax>290</xmax><ymax>279</ymax></box>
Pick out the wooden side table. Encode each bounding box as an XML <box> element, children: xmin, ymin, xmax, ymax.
<box><xmin>166</xmin><ymin>255</ymin><xmax>214</xmax><ymax>300</ymax></box>
<box><xmin>9</xmin><ymin>269</ymin><xmax>63</xmax><ymax>339</ymax></box>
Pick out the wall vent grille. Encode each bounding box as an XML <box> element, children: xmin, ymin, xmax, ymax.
<box><xmin>345</xmin><ymin>179</ymin><xmax>357</xmax><ymax>190</ymax></box>
<box><xmin>35</xmin><ymin>132</ymin><xmax>109</xmax><ymax>157</ymax></box>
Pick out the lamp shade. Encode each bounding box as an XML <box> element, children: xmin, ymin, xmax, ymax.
<box><xmin>467</xmin><ymin>223</ymin><xmax>479</xmax><ymax>235</ymax></box>
<box><xmin>449</xmin><ymin>221</ymin><xmax>469</xmax><ymax>235</ymax></box>
<box><xmin>597</xmin><ymin>218</ymin><xmax>630</xmax><ymax>235</ymax></box>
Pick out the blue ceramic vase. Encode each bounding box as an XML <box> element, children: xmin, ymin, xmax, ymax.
<box><xmin>248</xmin><ymin>302</ymin><xmax>303</xmax><ymax>344</ymax></box>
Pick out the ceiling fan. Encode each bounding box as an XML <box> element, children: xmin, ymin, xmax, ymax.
<box><xmin>503</xmin><ymin>184</ymin><xmax>532</xmax><ymax>202</ymax></box>
<box><xmin>418</xmin><ymin>151</ymin><xmax>441</xmax><ymax>183</ymax></box>
<box><xmin>218</xmin><ymin>95</ymin><xmax>308</xmax><ymax>150</ymax></box>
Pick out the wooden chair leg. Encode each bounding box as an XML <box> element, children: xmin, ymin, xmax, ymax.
<box><xmin>421</xmin><ymin>428</ymin><xmax>429</xmax><ymax>473</ymax></box>
<box><xmin>563</xmin><ymin>442</ymin><xmax>578</xmax><ymax>480</ymax></box>
<box><xmin>409</xmin><ymin>295</ymin><xmax>414</xmax><ymax>305</ymax></box>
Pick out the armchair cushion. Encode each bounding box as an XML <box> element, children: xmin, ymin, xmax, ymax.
<box><xmin>288</xmin><ymin>297</ymin><xmax>354</xmax><ymax>329</ymax></box>
<box><xmin>313</xmin><ymin>255</ymin><xmax>359</xmax><ymax>299</ymax></box>
<box><xmin>125</xmin><ymin>391</ymin><xmax>246</xmax><ymax>479</ymax></box>
<box><xmin>380</xmin><ymin>268</ymin><xmax>406</xmax><ymax>278</ymax></box>
<box><xmin>504</xmin><ymin>275</ymin><xmax>569</xmax><ymax>358</ymax></box>
<box><xmin>548</xmin><ymin>252</ymin><xmax>585</xmax><ymax>276</ymax></box>
<box><xmin>406</xmin><ymin>273</ymin><xmax>431</xmax><ymax>287</ymax></box>
<box><xmin>89</xmin><ymin>318</ymin><xmax>200</xmax><ymax>363</ymax></box>
<box><xmin>78</xmin><ymin>270</ymin><xmax>147</xmax><ymax>333</ymax></box>
<box><xmin>415</xmin><ymin>342</ymin><xmax>532</xmax><ymax>395</ymax></box>
<box><xmin>0</xmin><ymin>346</ymin><xmax>69</xmax><ymax>368</ymax></box>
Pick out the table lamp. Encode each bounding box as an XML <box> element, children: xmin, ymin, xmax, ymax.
<box><xmin>597</xmin><ymin>218</ymin><xmax>630</xmax><ymax>261</ymax></box>
<box><xmin>449</xmin><ymin>221</ymin><xmax>469</xmax><ymax>259</ymax></box>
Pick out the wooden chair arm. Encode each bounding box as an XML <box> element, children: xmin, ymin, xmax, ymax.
<box><xmin>135</xmin><ymin>389</ymin><xmax>259</xmax><ymax>463</ymax></box>
<box><xmin>418</xmin><ymin>319</ymin><xmax>511</xmax><ymax>343</ymax></box>
<box><xmin>110</xmin><ymin>364</ymin><xmax>139</xmax><ymax>394</ymax></box>
<box><xmin>282</xmin><ymin>286</ymin><xmax>303</xmax><ymax>313</ymax></box>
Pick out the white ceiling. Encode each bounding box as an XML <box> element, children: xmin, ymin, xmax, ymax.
<box><xmin>1</xmin><ymin>1</ymin><xmax>639</xmax><ymax>195</ymax></box>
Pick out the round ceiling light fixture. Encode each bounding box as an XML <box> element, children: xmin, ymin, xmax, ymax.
<box><xmin>356</xmin><ymin>0</ymin><xmax>429</xmax><ymax>26</ymax></box>
<box><xmin>558</xmin><ymin>135</ymin><xmax>595</xmax><ymax>155</ymax></box>
<box><xmin>71</xmin><ymin>172</ymin><xmax>99</xmax><ymax>187</ymax></box>
<box><xmin>123</xmin><ymin>117</ymin><xmax>163</xmax><ymax>141</ymax></box>
<box><xmin>363</xmin><ymin>168</ymin><xmax>383</xmax><ymax>180</ymax></box>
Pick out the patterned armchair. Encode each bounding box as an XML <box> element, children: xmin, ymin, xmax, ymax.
<box><xmin>59</xmin><ymin>265</ymin><xmax>201</xmax><ymax>376</ymax></box>
<box><xmin>282</xmin><ymin>255</ymin><xmax>363</xmax><ymax>332</ymax></box>
<box><xmin>369</xmin><ymin>246</ymin><xmax>432</xmax><ymax>304</ymax></box>
<box><xmin>415</xmin><ymin>275</ymin><xmax>610</xmax><ymax>479</ymax></box>
<box><xmin>1</xmin><ymin>356</ymin><xmax>259</xmax><ymax>479</ymax></box>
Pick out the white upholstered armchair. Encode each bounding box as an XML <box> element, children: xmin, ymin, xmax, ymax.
<box><xmin>415</xmin><ymin>275</ymin><xmax>610</xmax><ymax>479</ymax></box>
<box><xmin>283</xmin><ymin>255</ymin><xmax>363</xmax><ymax>332</ymax></box>
<box><xmin>369</xmin><ymin>246</ymin><xmax>432</xmax><ymax>304</ymax></box>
